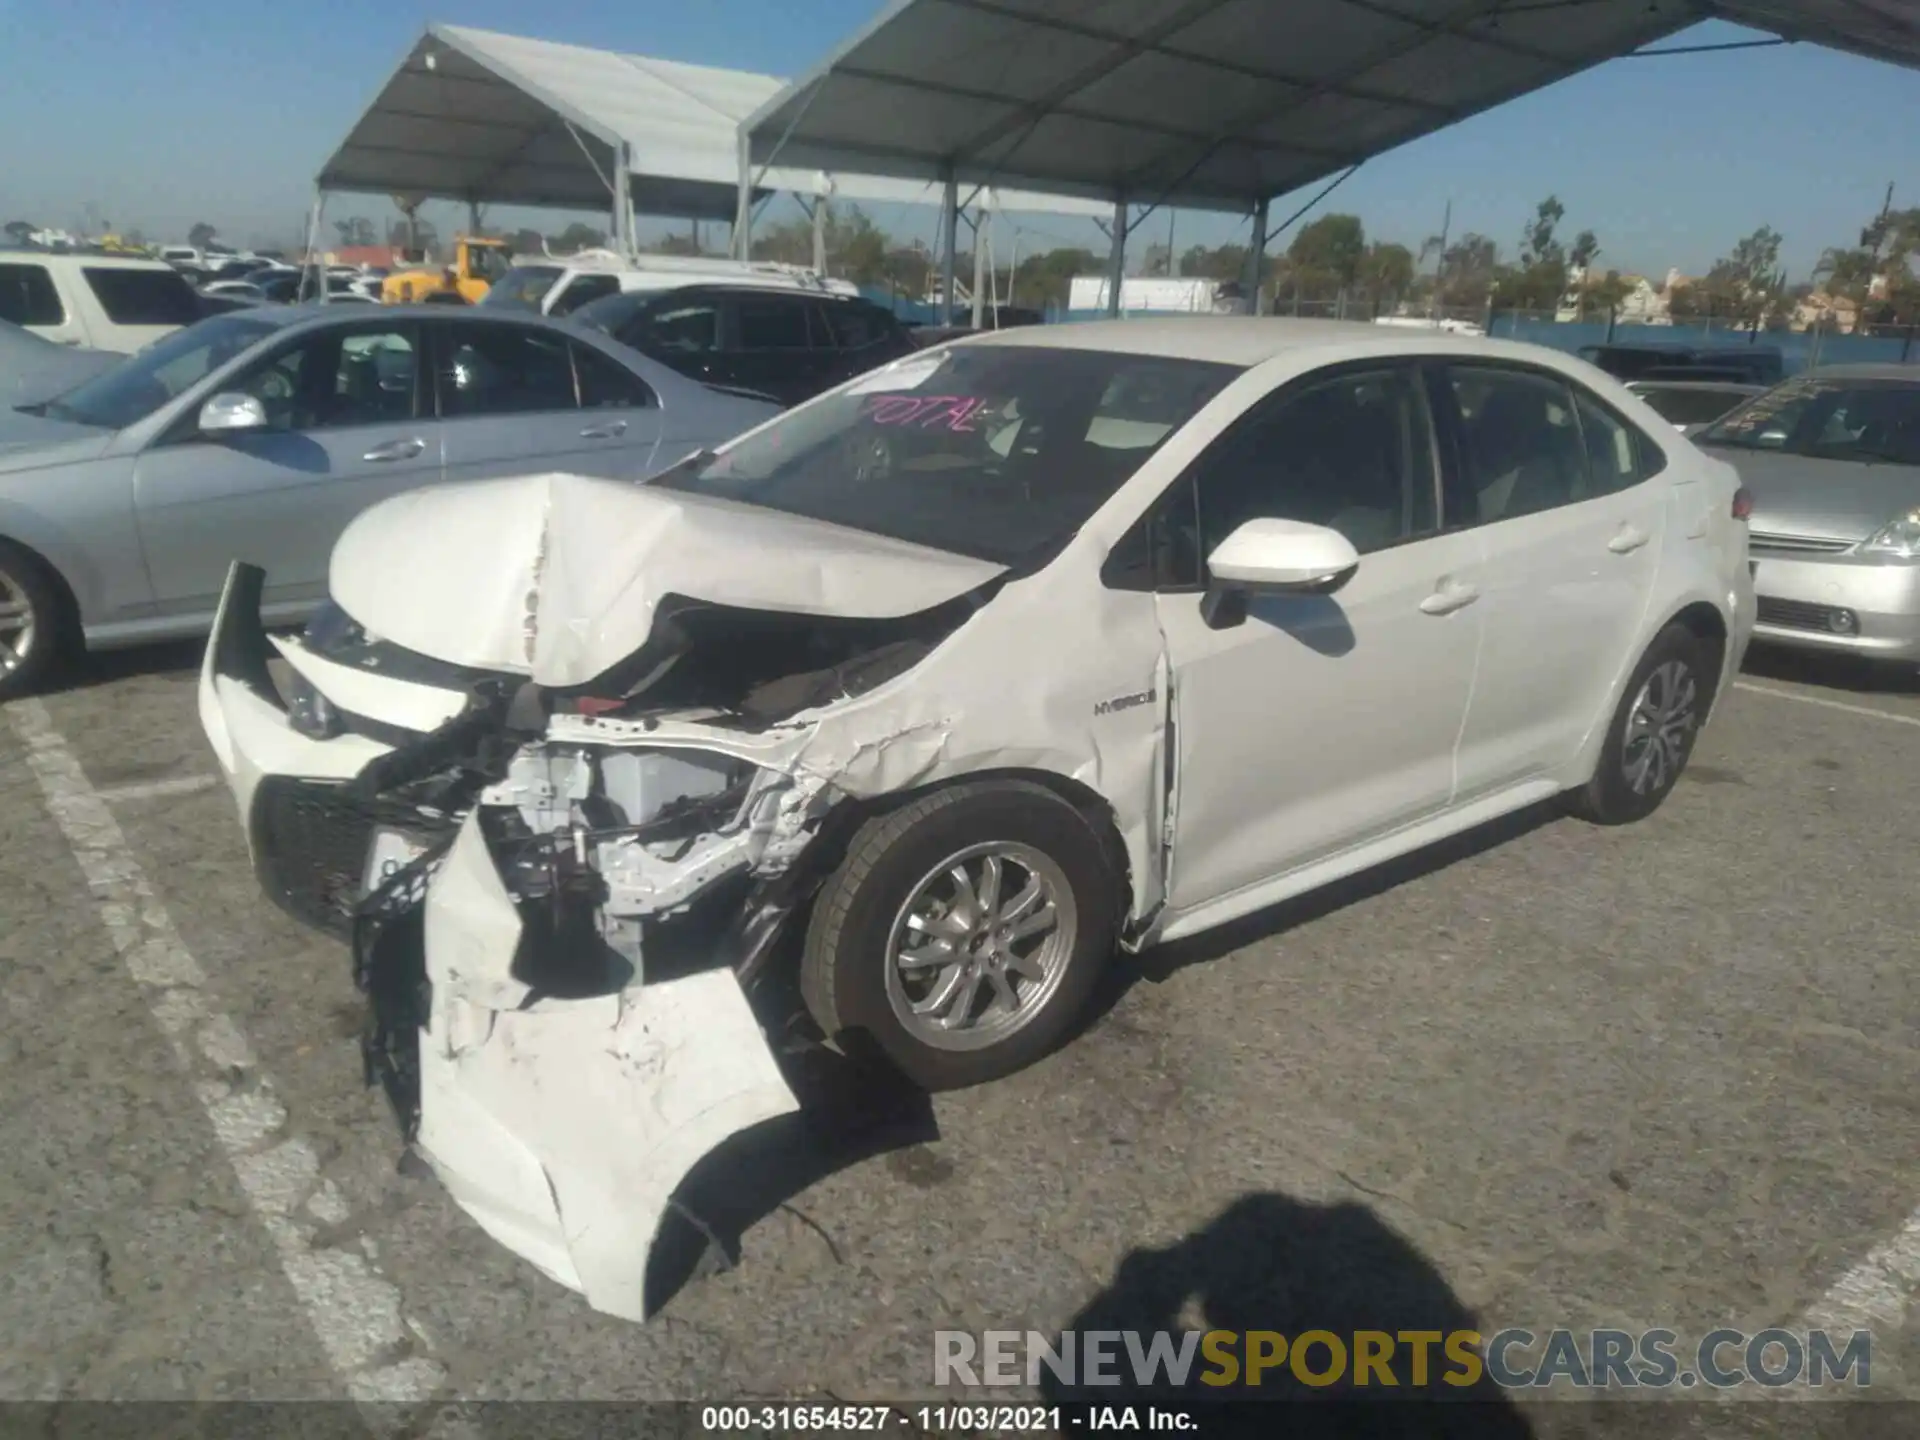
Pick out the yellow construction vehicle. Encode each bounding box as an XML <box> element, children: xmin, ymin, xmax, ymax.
<box><xmin>380</xmin><ymin>236</ymin><xmax>514</xmax><ymax>304</ymax></box>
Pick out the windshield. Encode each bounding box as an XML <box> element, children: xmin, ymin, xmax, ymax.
<box><xmin>36</xmin><ymin>314</ymin><xmax>279</xmax><ymax>429</ymax></box>
<box><xmin>1698</xmin><ymin>377</ymin><xmax>1920</xmax><ymax>464</ymax></box>
<box><xmin>652</xmin><ymin>345</ymin><xmax>1240</xmax><ymax>565</ymax></box>
<box><xmin>479</xmin><ymin>265</ymin><xmax>563</xmax><ymax>310</ymax></box>
<box><xmin>1632</xmin><ymin>385</ymin><xmax>1754</xmax><ymax>428</ymax></box>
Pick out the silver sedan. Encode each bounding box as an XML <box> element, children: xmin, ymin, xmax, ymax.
<box><xmin>1695</xmin><ymin>364</ymin><xmax>1920</xmax><ymax>663</ymax></box>
<box><xmin>0</xmin><ymin>305</ymin><xmax>778</xmax><ymax>697</ymax></box>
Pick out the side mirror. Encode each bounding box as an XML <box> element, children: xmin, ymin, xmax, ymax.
<box><xmin>1200</xmin><ymin>518</ymin><xmax>1360</xmax><ymax>630</ymax></box>
<box><xmin>198</xmin><ymin>392</ymin><xmax>268</xmax><ymax>435</ymax></box>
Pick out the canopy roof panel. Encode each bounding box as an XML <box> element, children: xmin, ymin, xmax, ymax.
<box><xmin>318</xmin><ymin>23</ymin><xmax>1111</xmax><ymax>220</ymax></box>
<box><xmin>742</xmin><ymin>0</ymin><xmax>1920</xmax><ymax>215</ymax></box>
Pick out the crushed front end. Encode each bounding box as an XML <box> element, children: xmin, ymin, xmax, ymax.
<box><xmin>200</xmin><ymin>564</ymin><xmax>808</xmax><ymax>1322</ymax></box>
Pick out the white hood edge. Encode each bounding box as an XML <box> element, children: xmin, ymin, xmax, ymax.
<box><xmin>327</xmin><ymin>471</ymin><xmax>1006</xmax><ymax>689</ymax></box>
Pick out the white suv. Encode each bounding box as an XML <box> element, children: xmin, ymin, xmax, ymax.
<box><xmin>0</xmin><ymin>251</ymin><xmax>203</xmax><ymax>352</ymax></box>
<box><xmin>482</xmin><ymin>248</ymin><xmax>860</xmax><ymax>317</ymax></box>
<box><xmin>201</xmin><ymin>318</ymin><xmax>1755</xmax><ymax>1322</ymax></box>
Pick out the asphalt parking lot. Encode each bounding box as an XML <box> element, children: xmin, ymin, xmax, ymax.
<box><xmin>3</xmin><ymin>640</ymin><xmax>1918</xmax><ymax>1431</ymax></box>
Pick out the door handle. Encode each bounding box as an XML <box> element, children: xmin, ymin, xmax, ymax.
<box><xmin>362</xmin><ymin>437</ymin><xmax>425</xmax><ymax>462</ymax></box>
<box><xmin>580</xmin><ymin>420</ymin><xmax>628</xmax><ymax>439</ymax></box>
<box><xmin>1419</xmin><ymin>580</ymin><xmax>1480</xmax><ymax>616</ymax></box>
<box><xmin>1608</xmin><ymin>525</ymin><xmax>1651</xmax><ymax>554</ymax></box>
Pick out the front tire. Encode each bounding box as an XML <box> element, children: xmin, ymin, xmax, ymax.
<box><xmin>0</xmin><ymin>539</ymin><xmax>66</xmax><ymax>702</ymax></box>
<box><xmin>800</xmin><ymin>781</ymin><xmax>1120</xmax><ymax>1090</ymax></box>
<box><xmin>1567</xmin><ymin>623</ymin><xmax>1710</xmax><ymax>825</ymax></box>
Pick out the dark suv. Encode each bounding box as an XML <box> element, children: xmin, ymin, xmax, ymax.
<box><xmin>571</xmin><ymin>284</ymin><xmax>917</xmax><ymax>407</ymax></box>
<box><xmin>1578</xmin><ymin>342</ymin><xmax>1784</xmax><ymax>385</ymax></box>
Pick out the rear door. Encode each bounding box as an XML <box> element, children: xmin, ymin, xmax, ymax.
<box><xmin>814</xmin><ymin>300</ymin><xmax>915</xmax><ymax>391</ymax></box>
<box><xmin>1441</xmin><ymin>362</ymin><xmax>1669</xmax><ymax>799</ymax></box>
<box><xmin>726</xmin><ymin>292</ymin><xmax>826</xmax><ymax>406</ymax></box>
<box><xmin>133</xmin><ymin>318</ymin><xmax>442</xmax><ymax>613</ymax></box>
<box><xmin>435</xmin><ymin>318</ymin><xmax>663</xmax><ymax>483</ymax></box>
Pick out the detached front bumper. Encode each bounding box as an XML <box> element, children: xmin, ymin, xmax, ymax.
<box><xmin>200</xmin><ymin>562</ymin><xmax>801</xmax><ymax>1323</ymax></box>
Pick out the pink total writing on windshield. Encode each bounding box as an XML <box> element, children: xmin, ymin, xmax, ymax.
<box><xmin>862</xmin><ymin>394</ymin><xmax>990</xmax><ymax>431</ymax></box>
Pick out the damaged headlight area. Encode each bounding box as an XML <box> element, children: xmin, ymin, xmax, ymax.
<box><xmin>349</xmin><ymin>724</ymin><xmax>805</xmax><ymax>1139</ymax></box>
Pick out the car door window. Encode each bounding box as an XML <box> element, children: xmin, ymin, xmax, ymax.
<box><xmin>1105</xmin><ymin>367</ymin><xmax>1437</xmax><ymax>591</ymax></box>
<box><xmin>437</xmin><ymin>322</ymin><xmax>576</xmax><ymax>417</ymax></box>
<box><xmin>226</xmin><ymin>326</ymin><xmax>420</xmax><ymax>432</ymax></box>
<box><xmin>1571</xmin><ymin>387</ymin><xmax>1661</xmax><ymax>494</ymax></box>
<box><xmin>636</xmin><ymin>301</ymin><xmax>721</xmax><ymax>354</ymax></box>
<box><xmin>572</xmin><ymin>342</ymin><xmax>656</xmax><ymax>410</ymax></box>
<box><xmin>1198</xmin><ymin>367</ymin><xmax>1438</xmax><ymax>557</ymax></box>
<box><xmin>0</xmin><ymin>264</ymin><xmax>64</xmax><ymax>326</ymax></box>
<box><xmin>736</xmin><ymin>297</ymin><xmax>813</xmax><ymax>350</ymax></box>
<box><xmin>1447</xmin><ymin>366</ymin><xmax>1590</xmax><ymax>523</ymax></box>
<box><xmin>822</xmin><ymin>303</ymin><xmax>885</xmax><ymax>351</ymax></box>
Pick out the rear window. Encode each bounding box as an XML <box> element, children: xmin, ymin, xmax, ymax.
<box><xmin>83</xmin><ymin>267</ymin><xmax>200</xmax><ymax>325</ymax></box>
<box><xmin>479</xmin><ymin>264</ymin><xmax>563</xmax><ymax>311</ymax></box>
<box><xmin>548</xmin><ymin>273</ymin><xmax>620</xmax><ymax>316</ymax></box>
<box><xmin>821</xmin><ymin>302</ymin><xmax>896</xmax><ymax>351</ymax></box>
<box><xmin>0</xmin><ymin>263</ymin><xmax>64</xmax><ymax>326</ymax></box>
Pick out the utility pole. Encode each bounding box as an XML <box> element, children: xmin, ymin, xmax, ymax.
<box><xmin>1429</xmin><ymin>198</ymin><xmax>1451</xmax><ymax>321</ymax></box>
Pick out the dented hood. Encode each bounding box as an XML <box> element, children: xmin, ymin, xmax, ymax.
<box><xmin>328</xmin><ymin>471</ymin><xmax>1006</xmax><ymax>687</ymax></box>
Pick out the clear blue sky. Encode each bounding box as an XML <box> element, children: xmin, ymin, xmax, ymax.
<box><xmin>4</xmin><ymin>0</ymin><xmax>1917</xmax><ymax>280</ymax></box>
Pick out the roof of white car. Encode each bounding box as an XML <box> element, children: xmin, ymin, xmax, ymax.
<box><xmin>957</xmin><ymin>316</ymin><xmax>1546</xmax><ymax>367</ymax></box>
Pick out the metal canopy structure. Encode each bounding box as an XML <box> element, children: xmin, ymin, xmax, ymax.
<box><xmin>741</xmin><ymin>0</ymin><xmax>1920</xmax><ymax>314</ymax></box>
<box><xmin>316</xmin><ymin>23</ymin><xmax>1112</xmax><ymax>232</ymax></box>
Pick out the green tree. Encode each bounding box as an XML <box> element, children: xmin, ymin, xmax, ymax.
<box><xmin>1815</xmin><ymin>206</ymin><xmax>1920</xmax><ymax>326</ymax></box>
<box><xmin>3</xmin><ymin>220</ymin><xmax>35</xmax><ymax>244</ymax></box>
<box><xmin>1584</xmin><ymin>270</ymin><xmax>1634</xmax><ymax>314</ymax></box>
<box><xmin>1178</xmin><ymin>242</ymin><xmax>1250</xmax><ymax>282</ymax></box>
<box><xmin>1357</xmin><ymin>241</ymin><xmax>1415</xmax><ymax>312</ymax></box>
<box><xmin>509</xmin><ymin>227</ymin><xmax>545</xmax><ymax>255</ymax></box>
<box><xmin>1498</xmin><ymin>196</ymin><xmax>1574</xmax><ymax>313</ymax></box>
<box><xmin>1672</xmin><ymin>225</ymin><xmax>1788</xmax><ymax>327</ymax></box>
<box><xmin>1012</xmin><ymin>246</ymin><xmax>1101</xmax><ymax>310</ymax></box>
<box><xmin>1434</xmin><ymin>233</ymin><xmax>1499</xmax><ymax>310</ymax></box>
<box><xmin>333</xmin><ymin>216</ymin><xmax>376</xmax><ymax>248</ymax></box>
<box><xmin>1286</xmin><ymin>213</ymin><xmax>1366</xmax><ymax>298</ymax></box>
<box><xmin>187</xmin><ymin>221</ymin><xmax>217</xmax><ymax>249</ymax></box>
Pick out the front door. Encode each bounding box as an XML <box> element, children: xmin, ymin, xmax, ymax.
<box><xmin>133</xmin><ymin>320</ymin><xmax>440</xmax><ymax>614</ymax></box>
<box><xmin>1438</xmin><ymin>364</ymin><xmax>1669</xmax><ymax>798</ymax></box>
<box><xmin>1150</xmin><ymin>362</ymin><xmax>1487</xmax><ymax>913</ymax></box>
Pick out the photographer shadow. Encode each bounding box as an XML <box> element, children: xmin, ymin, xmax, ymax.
<box><xmin>1043</xmin><ymin>1191</ymin><xmax>1535</xmax><ymax>1438</ymax></box>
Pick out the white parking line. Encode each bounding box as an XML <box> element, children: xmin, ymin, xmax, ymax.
<box><xmin>93</xmin><ymin>773</ymin><xmax>221</xmax><ymax>804</ymax></box>
<box><xmin>1802</xmin><ymin>1209</ymin><xmax>1920</xmax><ymax>1337</ymax></box>
<box><xmin>1732</xmin><ymin>682</ymin><xmax>1920</xmax><ymax>729</ymax></box>
<box><xmin>6</xmin><ymin>699</ymin><xmax>446</xmax><ymax>1409</ymax></box>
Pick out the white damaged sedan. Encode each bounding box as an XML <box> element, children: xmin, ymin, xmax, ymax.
<box><xmin>201</xmin><ymin>318</ymin><xmax>1756</xmax><ymax>1321</ymax></box>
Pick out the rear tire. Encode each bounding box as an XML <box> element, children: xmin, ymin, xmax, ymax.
<box><xmin>800</xmin><ymin>781</ymin><xmax>1120</xmax><ymax>1091</ymax></box>
<box><xmin>1566</xmin><ymin>623</ymin><xmax>1709</xmax><ymax>825</ymax></box>
<box><xmin>0</xmin><ymin>539</ymin><xmax>66</xmax><ymax>702</ymax></box>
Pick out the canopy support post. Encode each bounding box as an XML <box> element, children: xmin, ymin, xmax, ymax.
<box><xmin>1105</xmin><ymin>197</ymin><xmax>1127</xmax><ymax>318</ymax></box>
<box><xmin>303</xmin><ymin>186</ymin><xmax>328</xmax><ymax>305</ymax></box>
<box><xmin>971</xmin><ymin>194</ymin><xmax>990</xmax><ymax>329</ymax></box>
<box><xmin>811</xmin><ymin>177</ymin><xmax>833</xmax><ymax>274</ymax></box>
<box><xmin>939</xmin><ymin>166</ymin><xmax>959</xmax><ymax>326</ymax></box>
<box><xmin>732</xmin><ymin>129</ymin><xmax>754</xmax><ymax>261</ymax></box>
<box><xmin>1244</xmin><ymin>198</ymin><xmax>1268</xmax><ymax>315</ymax></box>
<box><xmin>612</xmin><ymin>142</ymin><xmax>633</xmax><ymax>255</ymax></box>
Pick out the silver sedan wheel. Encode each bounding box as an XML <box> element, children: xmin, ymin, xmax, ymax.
<box><xmin>884</xmin><ymin>841</ymin><xmax>1077</xmax><ymax>1053</ymax></box>
<box><xmin>1621</xmin><ymin>659</ymin><xmax>1697</xmax><ymax>795</ymax></box>
<box><xmin>0</xmin><ymin>569</ymin><xmax>36</xmax><ymax>677</ymax></box>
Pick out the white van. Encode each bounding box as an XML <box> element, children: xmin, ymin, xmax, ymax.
<box><xmin>481</xmin><ymin>249</ymin><xmax>861</xmax><ymax>317</ymax></box>
<box><xmin>0</xmin><ymin>251</ymin><xmax>204</xmax><ymax>352</ymax></box>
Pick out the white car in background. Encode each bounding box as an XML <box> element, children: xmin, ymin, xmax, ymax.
<box><xmin>0</xmin><ymin>251</ymin><xmax>203</xmax><ymax>352</ymax></box>
<box><xmin>201</xmin><ymin>318</ymin><xmax>1754</xmax><ymax>1323</ymax></box>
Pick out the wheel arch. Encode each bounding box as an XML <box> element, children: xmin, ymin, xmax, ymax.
<box><xmin>727</xmin><ymin>764</ymin><xmax>1138</xmax><ymax>996</ymax></box>
<box><xmin>0</xmin><ymin>530</ymin><xmax>85</xmax><ymax>651</ymax></box>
